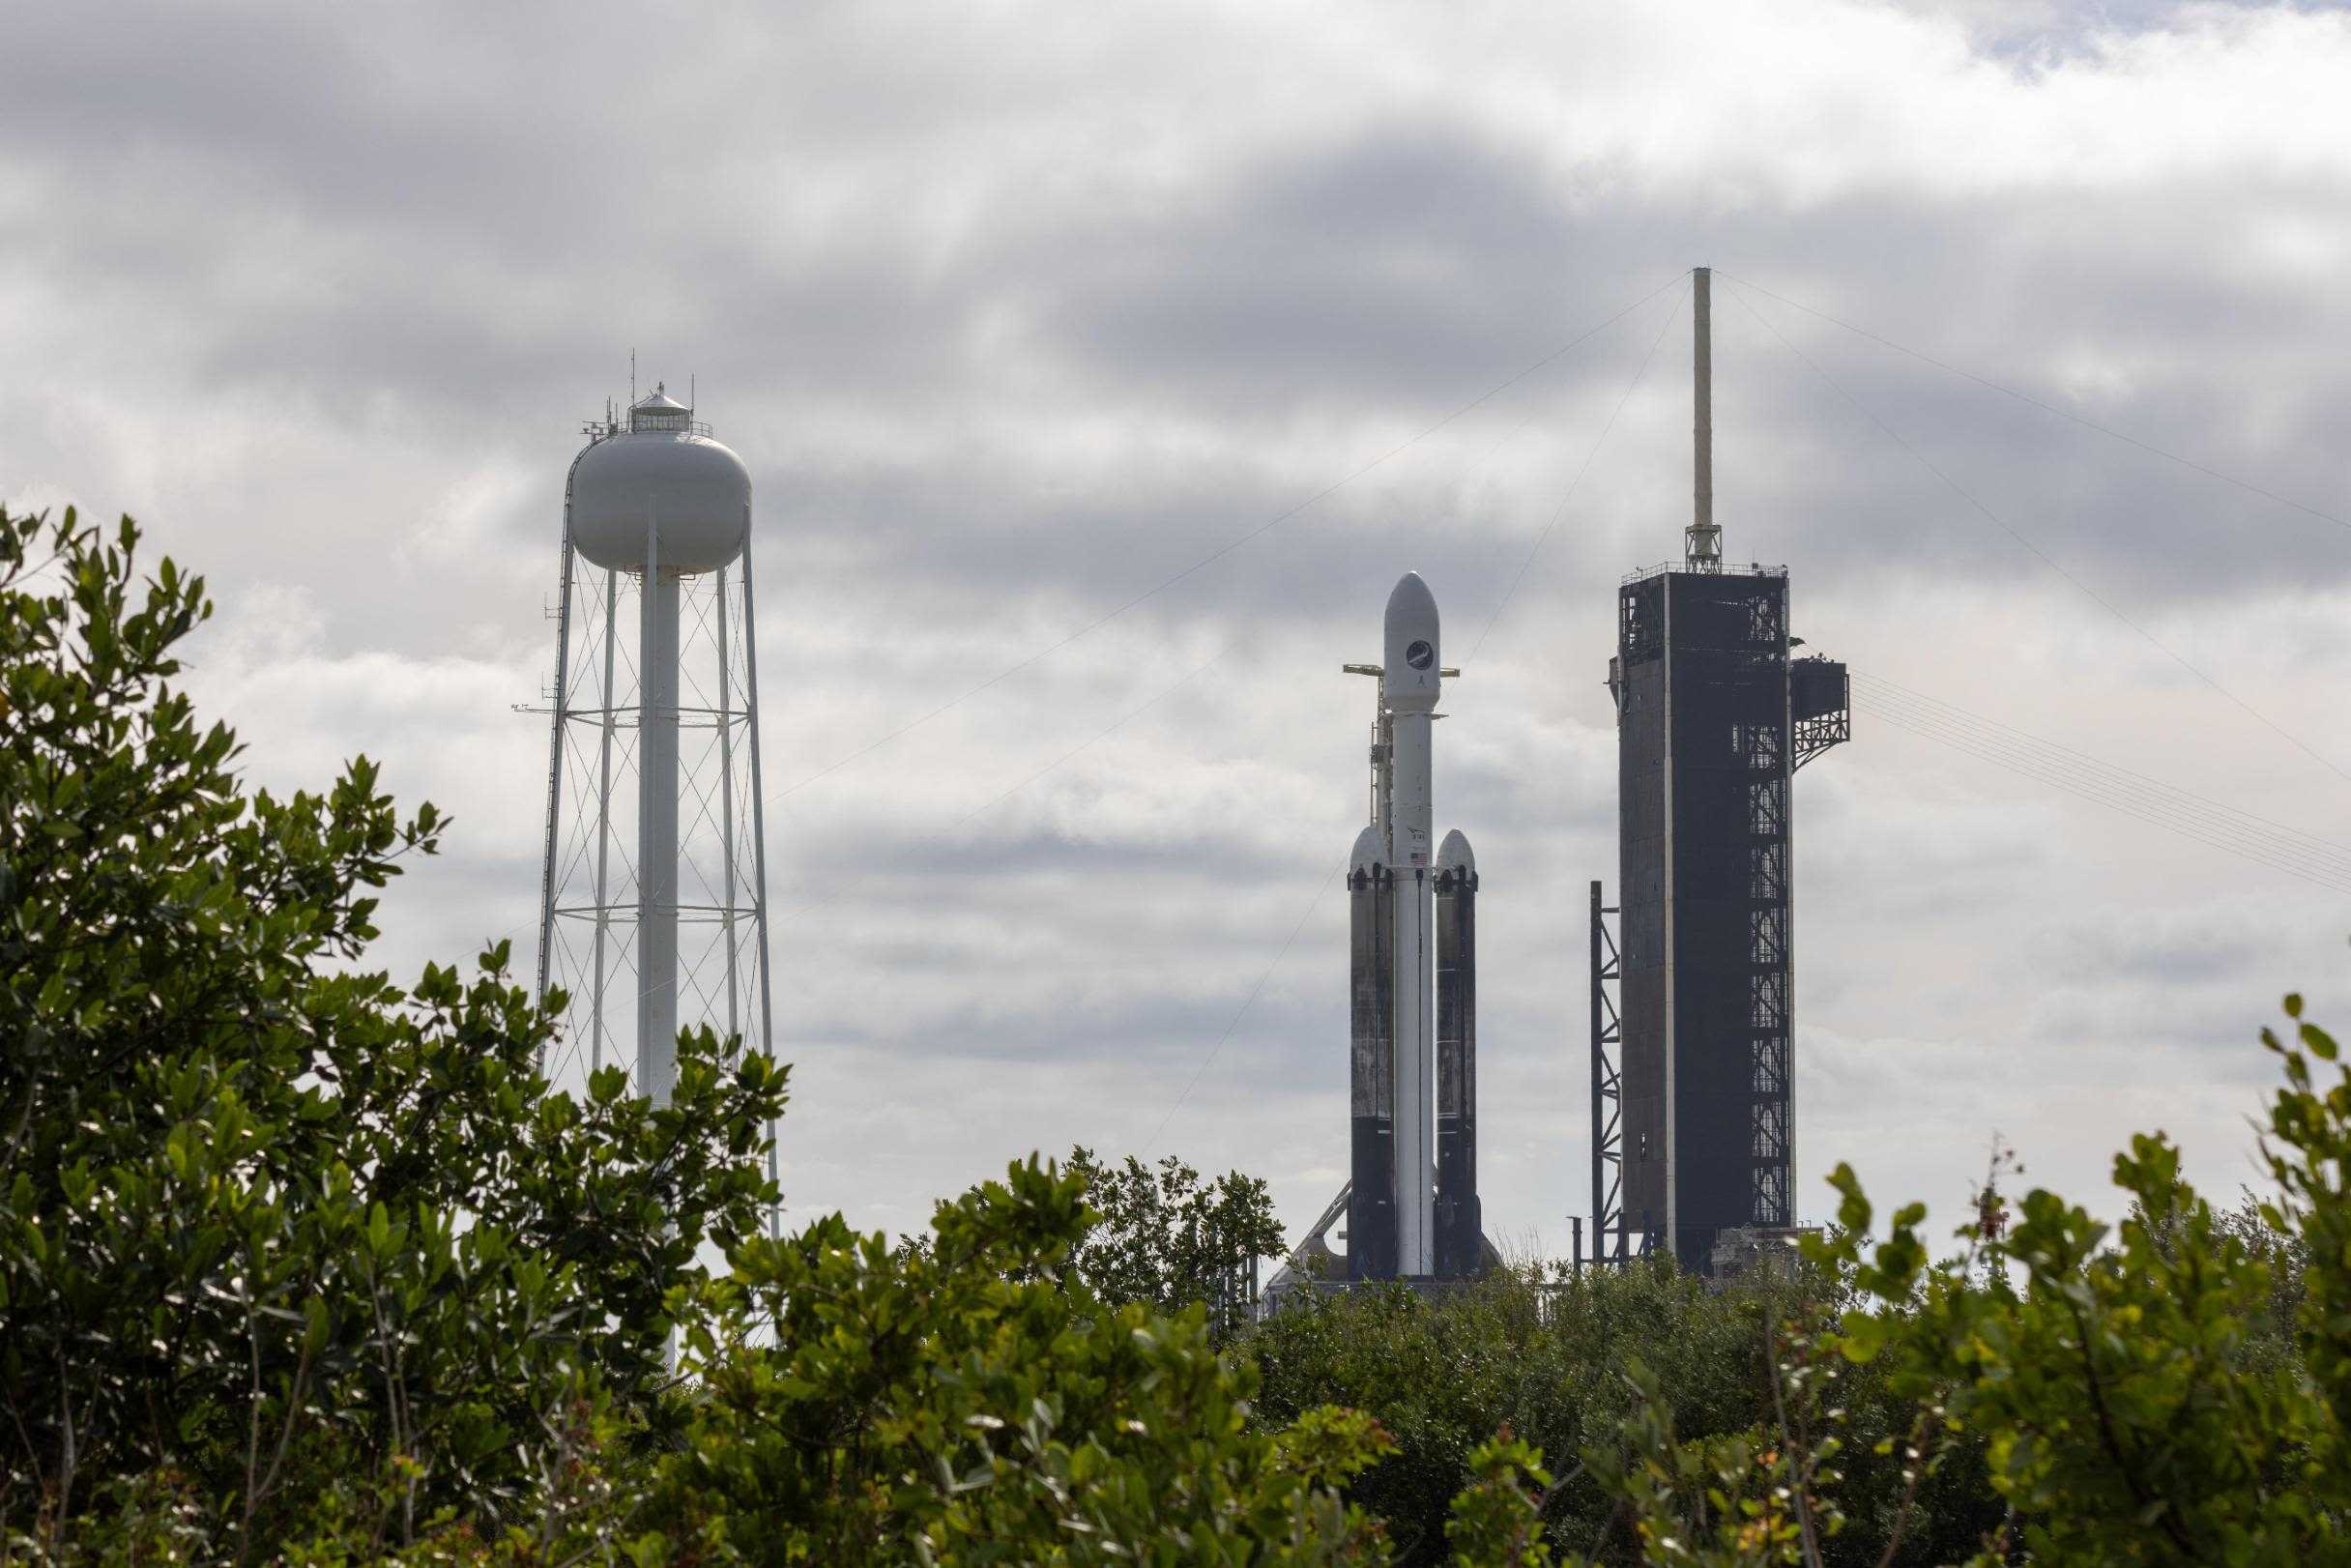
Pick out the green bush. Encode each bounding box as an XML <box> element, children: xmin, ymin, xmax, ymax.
<box><xmin>1814</xmin><ymin>994</ymin><xmax>2351</xmax><ymax>1562</ymax></box>
<box><xmin>0</xmin><ymin>507</ymin><xmax>785</xmax><ymax>1556</ymax></box>
<box><xmin>1247</xmin><ymin>1259</ymin><xmax>2001</xmax><ymax>1563</ymax></box>
<box><xmin>1059</xmin><ymin>1146</ymin><xmax>1286</xmax><ymax>1344</ymax></box>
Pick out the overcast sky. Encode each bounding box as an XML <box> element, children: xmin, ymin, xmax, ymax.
<box><xmin>9</xmin><ymin>0</ymin><xmax>2350</xmax><ymax>1256</ymax></box>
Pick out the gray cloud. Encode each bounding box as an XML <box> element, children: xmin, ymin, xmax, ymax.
<box><xmin>7</xmin><ymin>0</ymin><xmax>2350</xmax><ymax>1252</ymax></box>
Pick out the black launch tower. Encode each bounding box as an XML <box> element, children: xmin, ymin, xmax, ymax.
<box><xmin>1593</xmin><ymin>270</ymin><xmax>1849</xmax><ymax>1274</ymax></box>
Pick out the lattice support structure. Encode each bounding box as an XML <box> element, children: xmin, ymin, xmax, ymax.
<box><xmin>1587</xmin><ymin>881</ymin><xmax>1646</xmax><ymax>1263</ymax></box>
<box><xmin>539</xmin><ymin>557</ymin><xmax>772</xmax><ymax>1078</ymax></box>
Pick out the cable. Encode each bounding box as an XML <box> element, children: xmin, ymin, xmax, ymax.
<box><xmin>1855</xmin><ymin>706</ymin><xmax>2351</xmax><ymax>886</ymax></box>
<box><xmin>1723</xmin><ymin>276</ymin><xmax>2351</xmax><ymax>792</ymax></box>
<box><xmin>1853</xmin><ymin>688</ymin><xmax>2351</xmax><ymax>894</ymax></box>
<box><xmin>760</xmin><ymin>273</ymin><xmax>1691</xmax><ymax>809</ymax></box>
<box><xmin>1861</xmin><ymin>701</ymin><xmax>2351</xmax><ymax>896</ymax></box>
<box><xmin>1715</xmin><ymin>270</ymin><xmax>2349</xmax><ymax>534</ymax></box>
<box><xmin>1133</xmin><ymin>281</ymin><xmax>1691</xmax><ymax>1135</ymax></box>
<box><xmin>1142</xmin><ymin>856</ymin><xmax>1346</xmax><ymax>1156</ymax></box>
<box><xmin>766</xmin><ymin>642</ymin><xmax>1234</xmax><ymax>929</ymax></box>
<box><xmin>1853</xmin><ymin>672</ymin><xmax>2351</xmax><ymax>866</ymax></box>
<box><xmin>1856</xmin><ymin>689</ymin><xmax>2351</xmax><ymax>886</ymax></box>
<box><xmin>1464</xmin><ymin>277</ymin><xmax>1688</xmax><ymax>666</ymax></box>
<box><xmin>950</xmin><ymin>646</ymin><xmax>1227</xmax><ymax>830</ymax></box>
<box><xmin>1856</xmin><ymin>690</ymin><xmax>2345</xmax><ymax>883</ymax></box>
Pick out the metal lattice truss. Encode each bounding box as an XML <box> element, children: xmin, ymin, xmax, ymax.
<box><xmin>1742</xmin><ymin>718</ymin><xmax>1793</xmax><ymax>1231</ymax></box>
<box><xmin>534</xmin><ymin>546</ymin><xmax>775</xmax><ymax>1113</ymax></box>
<box><xmin>1793</xmin><ymin>710</ymin><xmax>1850</xmax><ymax>770</ymax></box>
<box><xmin>1588</xmin><ymin>884</ymin><xmax>1626</xmax><ymax>1259</ymax></box>
<box><xmin>1587</xmin><ymin>884</ymin><xmax>1654</xmax><ymax>1264</ymax></box>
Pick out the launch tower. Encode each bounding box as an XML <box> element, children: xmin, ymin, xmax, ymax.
<box><xmin>1595</xmin><ymin>271</ymin><xmax>1849</xmax><ymax>1273</ymax></box>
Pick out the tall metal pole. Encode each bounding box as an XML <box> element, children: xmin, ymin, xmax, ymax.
<box><xmin>589</xmin><ymin>570</ymin><xmax>620</xmax><ymax>1073</ymax></box>
<box><xmin>1695</xmin><ymin>266</ymin><xmax>1711</xmax><ymax>537</ymax></box>
<box><xmin>740</xmin><ymin>518</ymin><xmax>782</xmax><ymax>1234</ymax></box>
<box><xmin>638</xmin><ymin>513</ymin><xmax>680</xmax><ymax>1108</ymax></box>
<box><xmin>1687</xmin><ymin>266</ymin><xmax>1721</xmax><ymax>572</ymax></box>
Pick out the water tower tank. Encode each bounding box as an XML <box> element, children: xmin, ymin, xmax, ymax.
<box><xmin>570</xmin><ymin>386</ymin><xmax>751</xmax><ymax>572</ymax></box>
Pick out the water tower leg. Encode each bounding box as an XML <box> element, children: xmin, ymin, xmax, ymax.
<box><xmin>740</xmin><ymin>520</ymin><xmax>781</xmax><ymax>1235</ymax></box>
<box><xmin>717</xmin><ymin>565</ymin><xmax>740</xmax><ymax>1042</ymax></box>
<box><xmin>535</xmin><ymin>531</ymin><xmax>577</xmax><ymax>1021</ymax></box>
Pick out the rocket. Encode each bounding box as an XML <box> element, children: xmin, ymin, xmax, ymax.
<box><xmin>1347</xmin><ymin>573</ymin><xmax>1482</xmax><ymax>1281</ymax></box>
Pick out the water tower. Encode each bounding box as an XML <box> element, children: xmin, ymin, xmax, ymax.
<box><xmin>533</xmin><ymin>386</ymin><xmax>775</xmax><ymax>1162</ymax></box>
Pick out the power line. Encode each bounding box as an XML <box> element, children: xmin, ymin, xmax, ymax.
<box><xmin>1857</xmin><ymin>699</ymin><xmax>2351</xmax><ymax>892</ymax></box>
<box><xmin>1716</xmin><ymin>270</ymin><xmax>2349</xmax><ymax>534</ymax></box>
<box><xmin>766</xmin><ymin>643</ymin><xmax>1233</xmax><ymax>930</ymax></box>
<box><xmin>1855</xmin><ymin>682</ymin><xmax>2351</xmax><ymax>886</ymax></box>
<box><xmin>1137</xmin><ymin>285</ymin><xmax>1698</xmax><ymax>1148</ymax></box>
<box><xmin>950</xmin><ymin>646</ymin><xmax>1227</xmax><ymax>830</ymax></box>
<box><xmin>1723</xmin><ymin>276</ymin><xmax>2351</xmax><ymax>793</ymax></box>
<box><xmin>1142</xmin><ymin>856</ymin><xmax>1345</xmax><ymax>1156</ymax></box>
<box><xmin>1465</xmin><ymin>276</ymin><xmax>1689</xmax><ymax>666</ymax></box>
<box><xmin>761</xmin><ymin>272</ymin><xmax>1691</xmax><ymax>808</ymax></box>
<box><xmin>761</xmin><ymin>282</ymin><xmax>1687</xmax><ymax>1147</ymax></box>
<box><xmin>1856</xmin><ymin>688</ymin><xmax>2351</xmax><ymax>896</ymax></box>
<box><xmin>1854</xmin><ymin>672</ymin><xmax>2351</xmax><ymax>867</ymax></box>
<box><xmin>1864</xmin><ymin>706</ymin><xmax>2351</xmax><ymax>897</ymax></box>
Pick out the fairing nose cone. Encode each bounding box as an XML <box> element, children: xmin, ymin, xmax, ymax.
<box><xmin>1437</xmin><ymin>828</ymin><xmax>1474</xmax><ymax>874</ymax></box>
<box><xmin>1383</xmin><ymin>571</ymin><xmax>1441</xmax><ymax>712</ymax></box>
<box><xmin>1350</xmin><ymin>823</ymin><xmax>1385</xmax><ymax>874</ymax></box>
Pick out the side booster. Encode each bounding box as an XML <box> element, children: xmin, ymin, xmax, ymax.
<box><xmin>1347</xmin><ymin>572</ymin><xmax>1482</xmax><ymax>1281</ymax></box>
<box><xmin>1346</xmin><ymin>823</ymin><xmax>1396</xmax><ymax>1279</ymax></box>
<box><xmin>1434</xmin><ymin>828</ymin><xmax>1480</xmax><ymax>1279</ymax></box>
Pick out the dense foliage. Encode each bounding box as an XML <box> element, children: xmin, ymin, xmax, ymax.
<box><xmin>0</xmin><ymin>508</ymin><xmax>784</xmax><ymax>1553</ymax></box>
<box><xmin>1249</xmin><ymin>1251</ymin><xmax>2001</xmax><ymax>1562</ymax></box>
<box><xmin>7</xmin><ymin>503</ymin><xmax>2351</xmax><ymax>1563</ymax></box>
<box><xmin>1810</xmin><ymin>1005</ymin><xmax>2350</xmax><ymax>1563</ymax></box>
<box><xmin>1059</xmin><ymin>1147</ymin><xmax>1285</xmax><ymax>1343</ymax></box>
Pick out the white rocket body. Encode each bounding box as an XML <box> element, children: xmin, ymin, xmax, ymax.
<box><xmin>1382</xmin><ymin>572</ymin><xmax>1441</xmax><ymax>1276</ymax></box>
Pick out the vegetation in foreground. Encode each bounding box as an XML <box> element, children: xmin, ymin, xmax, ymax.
<box><xmin>3</xmin><ymin>502</ymin><xmax>2346</xmax><ymax>1563</ymax></box>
